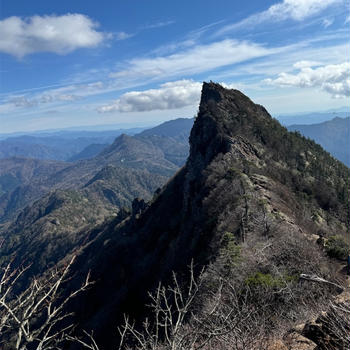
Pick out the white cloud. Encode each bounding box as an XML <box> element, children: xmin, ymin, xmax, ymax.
<box><xmin>0</xmin><ymin>14</ymin><xmax>109</xmax><ymax>58</ymax></box>
<box><xmin>322</xmin><ymin>18</ymin><xmax>334</xmax><ymax>27</ymax></box>
<box><xmin>11</xmin><ymin>96</ymin><xmax>38</xmax><ymax>108</ymax></box>
<box><xmin>265</xmin><ymin>62</ymin><xmax>350</xmax><ymax>97</ymax></box>
<box><xmin>217</xmin><ymin>0</ymin><xmax>342</xmax><ymax>34</ymax></box>
<box><xmin>111</xmin><ymin>39</ymin><xmax>275</xmax><ymax>80</ymax></box>
<box><xmin>4</xmin><ymin>79</ymin><xmax>108</xmax><ymax>110</ymax></box>
<box><xmin>98</xmin><ymin>80</ymin><xmax>202</xmax><ymax>113</ymax></box>
<box><xmin>293</xmin><ymin>60</ymin><xmax>322</xmax><ymax>68</ymax></box>
<box><xmin>219</xmin><ymin>40</ymin><xmax>348</xmax><ymax>79</ymax></box>
<box><xmin>115</xmin><ymin>31</ymin><xmax>133</xmax><ymax>40</ymax></box>
<box><xmin>10</xmin><ymin>93</ymin><xmax>81</xmax><ymax>108</ymax></box>
<box><xmin>267</xmin><ymin>0</ymin><xmax>341</xmax><ymax>21</ymax></box>
<box><xmin>41</xmin><ymin>94</ymin><xmax>80</xmax><ymax>102</ymax></box>
<box><xmin>143</xmin><ymin>20</ymin><xmax>175</xmax><ymax>29</ymax></box>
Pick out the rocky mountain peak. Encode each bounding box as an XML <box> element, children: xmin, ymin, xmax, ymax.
<box><xmin>6</xmin><ymin>82</ymin><xmax>348</xmax><ymax>349</ymax></box>
<box><xmin>188</xmin><ymin>82</ymin><xmax>269</xmax><ymax>169</ymax></box>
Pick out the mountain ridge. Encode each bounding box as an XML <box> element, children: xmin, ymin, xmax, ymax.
<box><xmin>288</xmin><ymin>116</ymin><xmax>350</xmax><ymax>167</ymax></box>
<box><xmin>56</xmin><ymin>82</ymin><xmax>349</xmax><ymax>348</ymax></box>
<box><xmin>0</xmin><ymin>119</ymin><xmax>191</xmax><ymax>223</ymax></box>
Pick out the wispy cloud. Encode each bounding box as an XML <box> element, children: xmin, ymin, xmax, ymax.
<box><xmin>112</xmin><ymin>21</ymin><xmax>174</xmax><ymax>45</ymax></box>
<box><xmin>212</xmin><ymin>38</ymin><xmax>348</xmax><ymax>81</ymax></box>
<box><xmin>98</xmin><ymin>80</ymin><xmax>201</xmax><ymax>113</ymax></box>
<box><xmin>142</xmin><ymin>20</ymin><xmax>226</xmax><ymax>58</ymax></box>
<box><xmin>111</xmin><ymin>39</ymin><xmax>277</xmax><ymax>81</ymax></box>
<box><xmin>322</xmin><ymin>18</ymin><xmax>334</xmax><ymax>27</ymax></box>
<box><xmin>2</xmin><ymin>12</ymin><xmax>348</xmax><ymax>118</ymax></box>
<box><xmin>9</xmin><ymin>93</ymin><xmax>81</xmax><ymax>108</ymax></box>
<box><xmin>4</xmin><ymin>81</ymin><xmax>106</xmax><ymax>111</ymax></box>
<box><xmin>186</xmin><ymin>20</ymin><xmax>226</xmax><ymax>41</ymax></box>
<box><xmin>115</xmin><ymin>31</ymin><xmax>134</xmax><ymax>40</ymax></box>
<box><xmin>4</xmin><ymin>30</ymin><xmax>348</xmax><ymax>115</ymax></box>
<box><xmin>11</xmin><ymin>96</ymin><xmax>38</xmax><ymax>108</ymax></box>
<box><xmin>264</xmin><ymin>61</ymin><xmax>350</xmax><ymax>98</ymax></box>
<box><xmin>216</xmin><ymin>0</ymin><xmax>342</xmax><ymax>35</ymax></box>
<box><xmin>293</xmin><ymin>60</ymin><xmax>322</xmax><ymax>69</ymax></box>
<box><xmin>0</xmin><ymin>14</ymin><xmax>110</xmax><ymax>58</ymax></box>
<box><xmin>142</xmin><ymin>20</ymin><xmax>175</xmax><ymax>29</ymax></box>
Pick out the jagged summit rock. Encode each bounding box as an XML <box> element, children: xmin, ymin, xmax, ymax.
<box><xmin>56</xmin><ymin>83</ymin><xmax>349</xmax><ymax>348</ymax></box>
<box><xmin>12</xmin><ymin>82</ymin><xmax>348</xmax><ymax>349</ymax></box>
<box><xmin>188</xmin><ymin>82</ymin><xmax>269</xmax><ymax>168</ymax></box>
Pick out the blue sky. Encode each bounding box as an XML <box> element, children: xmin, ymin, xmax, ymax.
<box><xmin>0</xmin><ymin>0</ymin><xmax>349</xmax><ymax>133</ymax></box>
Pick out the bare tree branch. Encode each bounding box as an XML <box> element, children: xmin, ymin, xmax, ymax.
<box><xmin>0</xmin><ymin>256</ymin><xmax>94</xmax><ymax>350</ymax></box>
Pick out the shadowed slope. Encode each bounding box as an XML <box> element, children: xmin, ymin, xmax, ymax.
<box><xmin>62</xmin><ymin>83</ymin><xmax>349</xmax><ymax>348</ymax></box>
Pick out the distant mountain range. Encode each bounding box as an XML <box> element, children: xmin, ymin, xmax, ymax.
<box><xmin>277</xmin><ymin>111</ymin><xmax>349</xmax><ymax>126</ymax></box>
<box><xmin>288</xmin><ymin>116</ymin><xmax>350</xmax><ymax>167</ymax></box>
<box><xmin>0</xmin><ymin>118</ymin><xmax>193</xmax><ymax>284</ymax></box>
<box><xmin>68</xmin><ymin>143</ymin><xmax>109</xmax><ymax>161</ymax></box>
<box><xmin>0</xmin><ymin>118</ymin><xmax>192</xmax><ymax>225</ymax></box>
<box><xmin>1</xmin><ymin>84</ymin><xmax>349</xmax><ymax>350</ymax></box>
<box><xmin>0</xmin><ymin>126</ymin><xmax>147</xmax><ymax>139</ymax></box>
<box><xmin>0</xmin><ymin>128</ymin><xmax>146</xmax><ymax>161</ymax></box>
<box><xmin>1</xmin><ymin>114</ymin><xmax>348</xmax><ymax>227</ymax></box>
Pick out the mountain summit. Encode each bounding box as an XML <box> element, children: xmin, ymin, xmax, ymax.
<box><xmin>58</xmin><ymin>82</ymin><xmax>349</xmax><ymax>348</ymax></box>
<box><xmin>189</xmin><ymin>82</ymin><xmax>266</xmax><ymax>164</ymax></box>
<box><xmin>3</xmin><ymin>83</ymin><xmax>349</xmax><ymax>349</ymax></box>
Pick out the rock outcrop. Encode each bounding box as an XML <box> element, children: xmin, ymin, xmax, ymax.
<box><xmin>53</xmin><ymin>83</ymin><xmax>350</xmax><ymax>348</ymax></box>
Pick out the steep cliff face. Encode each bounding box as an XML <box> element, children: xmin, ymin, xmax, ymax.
<box><xmin>63</xmin><ymin>83</ymin><xmax>349</xmax><ymax>348</ymax></box>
